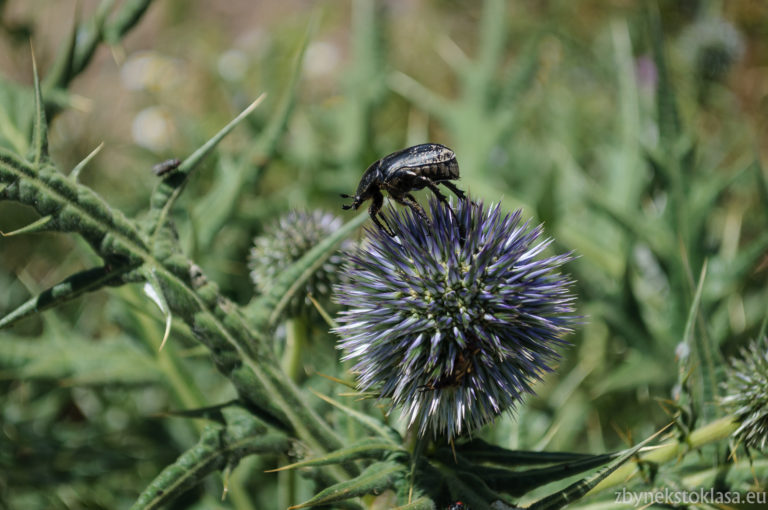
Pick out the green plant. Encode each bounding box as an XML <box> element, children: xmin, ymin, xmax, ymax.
<box><xmin>2</xmin><ymin>1</ymin><xmax>766</xmax><ymax>509</ymax></box>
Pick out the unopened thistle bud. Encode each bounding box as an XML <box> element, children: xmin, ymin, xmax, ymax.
<box><xmin>679</xmin><ymin>16</ymin><xmax>744</xmax><ymax>84</ymax></box>
<box><xmin>249</xmin><ymin>210</ymin><xmax>348</xmax><ymax>317</ymax></box>
<box><xmin>721</xmin><ymin>337</ymin><xmax>768</xmax><ymax>452</ymax></box>
<box><xmin>334</xmin><ymin>197</ymin><xmax>577</xmax><ymax>439</ymax></box>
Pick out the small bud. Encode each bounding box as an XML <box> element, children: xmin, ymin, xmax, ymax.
<box><xmin>721</xmin><ymin>337</ymin><xmax>768</xmax><ymax>452</ymax></box>
<box><xmin>249</xmin><ymin>210</ymin><xmax>349</xmax><ymax>317</ymax></box>
<box><xmin>679</xmin><ymin>16</ymin><xmax>744</xmax><ymax>84</ymax></box>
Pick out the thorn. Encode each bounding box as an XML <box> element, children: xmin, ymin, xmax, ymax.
<box><xmin>70</xmin><ymin>142</ymin><xmax>104</xmax><ymax>182</ymax></box>
<box><xmin>0</xmin><ymin>215</ymin><xmax>53</xmax><ymax>236</ymax></box>
<box><xmin>143</xmin><ymin>279</ymin><xmax>172</xmax><ymax>351</ymax></box>
<box><xmin>159</xmin><ymin>311</ymin><xmax>172</xmax><ymax>351</ymax></box>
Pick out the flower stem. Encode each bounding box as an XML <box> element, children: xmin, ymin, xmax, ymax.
<box><xmin>283</xmin><ymin>316</ymin><xmax>308</xmax><ymax>382</ymax></box>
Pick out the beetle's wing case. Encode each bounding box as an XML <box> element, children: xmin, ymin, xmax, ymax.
<box><xmin>380</xmin><ymin>143</ymin><xmax>459</xmax><ymax>181</ymax></box>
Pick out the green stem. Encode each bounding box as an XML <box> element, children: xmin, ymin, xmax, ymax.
<box><xmin>283</xmin><ymin>316</ymin><xmax>308</xmax><ymax>383</ymax></box>
<box><xmin>278</xmin><ymin>316</ymin><xmax>307</xmax><ymax>508</ymax></box>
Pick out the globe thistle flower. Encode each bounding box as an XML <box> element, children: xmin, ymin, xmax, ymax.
<box><xmin>679</xmin><ymin>16</ymin><xmax>744</xmax><ymax>84</ymax></box>
<box><xmin>721</xmin><ymin>337</ymin><xmax>768</xmax><ymax>452</ymax></box>
<box><xmin>249</xmin><ymin>210</ymin><xmax>349</xmax><ymax>317</ymax></box>
<box><xmin>334</xmin><ymin>197</ymin><xmax>577</xmax><ymax>439</ymax></box>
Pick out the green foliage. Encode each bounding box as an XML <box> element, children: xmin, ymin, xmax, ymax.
<box><xmin>1</xmin><ymin>1</ymin><xmax>766</xmax><ymax>509</ymax></box>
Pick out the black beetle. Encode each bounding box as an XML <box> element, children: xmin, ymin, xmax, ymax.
<box><xmin>341</xmin><ymin>143</ymin><xmax>467</xmax><ymax>238</ymax></box>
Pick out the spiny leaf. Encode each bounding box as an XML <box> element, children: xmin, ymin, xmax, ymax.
<box><xmin>69</xmin><ymin>142</ymin><xmax>104</xmax><ymax>182</ymax></box>
<box><xmin>452</xmin><ymin>451</ymin><xmax>619</xmax><ymax>497</ymax></box>
<box><xmin>441</xmin><ymin>472</ymin><xmax>500</xmax><ymax>510</ymax></box>
<box><xmin>132</xmin><ymin>424</ymin><xmax>290</xmax><ymax>510</ymax></box>
<box><xmin>267</xmin><ymin>438</ymin><xmax>404</xmax><ymax>472</ymax></box>
<box><xmin>309</xmin><ymin>388</ymin><xmax>399</xmax><ymax>443</ymax></box>
<box><xmin>29</xmin><ymin>47</ymin><xmax>48</xmax><ymax>165</ymax></box>
<box><xmin>287</xmin><ymin>461</ymin><xmax>405</xmax><ymax>510</ymax></box>
<box><xmin>0</xmin><ymin>214</ymin><xmax>53</xmax><ymax>236</ymax></box>
<box><xmin>586</xmin><ymin>184</ymin><xmax>674</xmax><ymax>261</ymax></box>
<box><xmin>159</xmin><ymin>400</ymin><xmax>241</xmax><ymax>424</ymax></box>
<box><xmin>685</xmin><ymin>260</ymin><xmax>721</xmax><ymax>422</ymax></box>
<box><xmin>393</xmin><ymin>497</ymin><xmax>436</xmax><ymax>510</ymax></box>
<box><xmin>147</xmin><ymin>93</ymin><xmax>266</xmax><ymax>239</ymax></box>
<box><xmin>527</xmin><ymin>426</ymin><xmax>668</xmax><ymax>509</ymax></box>
<box><xmin>0</xmin><ymin>149</ymin><xmax>148</xmax><ymax>256</ymax></box>
<box><xmin>42</xmin><ymin>3</ymin><xmax>79</xmax><ymax>92</ymax></box>
<box><xmin>388</xmin><ymin>71</ymin><xmax>451</xmax><ymax>122</ymax></box>
<box><xmin>70</xmin><ymin>0</ymin><xmax>114</xmax><ymax>78</ymax></box>
<box><xmin>454</xmin><ymin>438</ymin><xmax>603</xmax><ymax>467</ymax></box>
<box><xmin>103</xmin><ymin>0</ymin><xmax>153</xmax><ymax>45</ymax></box>
<box><xmin>0</xmin><ymin>264</ymin><xmax>133</xmax><ymax>330</ymax></box>
<box><xmin>193</xmin><ymin>11</ymin><xmax>314</xmax><ymax>247</ymax></box>
<box><xmin>0</xmin><ymin>332</ymin><xmax>162</xmax><ymax>386</ymax></box>
<box><xmin>647</xmin><ymin>3</ymin><xmax>680</xmax><ymax>150</ymax></box>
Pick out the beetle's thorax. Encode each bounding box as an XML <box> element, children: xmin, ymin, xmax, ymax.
<box><xmin>354</xmin><ymin>162</ymin><xmax>383</xmax><ymax>203</ymax></box>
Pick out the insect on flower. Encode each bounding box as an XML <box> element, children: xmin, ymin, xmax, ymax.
<box><xmin>340</xmin><ymin>143</ymin><xmax>467</xmax><ymax>239</ymax></box>
<box><xmin>152</xmin><ymin>158</ymin><xmax>181</xmax><ymax>176</ymax></box>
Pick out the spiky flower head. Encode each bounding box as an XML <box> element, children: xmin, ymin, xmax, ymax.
<box><xmin>334</xmin><ymin>197</ymin><xmax>577</xmax><ymax>439</ymax></box>
<box><xmin>679</xmin><ymin>16</ymin><xmax>744</xmax><ymax>83</ymax></box>
<box><xmin>249</xmin><ymin>210</ymin><xmax>349</xmax><ymax>317</ymax></box>
<box><xmin>721</xmin><ymin>337</ymin><xmax>768</xmax><ymax>452</ymax></box>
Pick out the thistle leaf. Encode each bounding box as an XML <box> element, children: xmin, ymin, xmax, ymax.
<box><xmin>309</xmin><ymin>388</ymin><xmax>400</xmax><ymax>443</ymax></box>
<box><xmin>268</xmin><ymin>438</ymin><xmax>404</xmax><ymax>472</ymax></box>
<box><xmin>393</xmin><ymin>497</ymin><xmax>436</xmax><ymax>510</ymax></box>
<box><xmin>193</xmin><ymin>13</ymin><xmax>313</xmax><ymax>247</ymax></box>
<box><xmin>527</xmin><ymin>427</ymin><xmax>666</xmax><ymax>509</ymax></box>
<box><xmin>103</xmin><ymin>0</ymin><xmax>153</xmax><ymax>45</ymax></box>
<box><xmin>287</xmin><ymin>461</ymin><xmax>404</xmax><ymax>510</ymax></box>
<box><xmin>454</xmin><ymin>438</ymin><xmax>605</xmax><ymax>467</ymax></box>
<box><xmin>388</xmin><ymin>71</ymin><xmax>451</xmax><ymax>122</ymax></box>
<box><xmin>451</xmin><ymin>451</ymin><xmax>619</xmax><ymax>497</ymax></box>
<box><xmin>682</xmin><ymin>260</ymin><xmax>721</xmax><ymax>422</ymax></box>
<box><xmin>647</xmin><ymin>3</ymin><xmax>680</xmax><ymax>149</ymax></box>
<box><xmin>441</xmin><ymin>472</ymin><xmax>502</xmax><ymax>510</ymax></box>
<box><xmin>42</xmin><ymin>4</ymin><xmax>79</xmax><ymax>92</ymax></box>
<box><xmin>132</xmin><ymin>423</ymin><xmax>290</xmax><ymax>510</ymax></box>
<box><xmin>0</xmin><ymin>331</ymin><xmax>162</xmax><ymax>386</ymax></box>
<box><xmin>0</xmin><ymin>265</ymin><xmax>132</xmax><ymax>330</ymax></box>
<box><xmin>147</xmin><ymin>93</ymin><xmax>266</xmax><ymax>240</ymax></box>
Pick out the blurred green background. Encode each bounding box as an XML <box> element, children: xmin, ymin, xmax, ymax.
<box><xmin>1</xmin><ymin>0</ymin><xmax>766</xmax><ymax>508</ymax></box>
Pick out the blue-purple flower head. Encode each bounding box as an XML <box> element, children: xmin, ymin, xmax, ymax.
<box><xmin>334</xmin><ymin>196</ymin><xmax>577</xmax><ymax>439</ymax></box>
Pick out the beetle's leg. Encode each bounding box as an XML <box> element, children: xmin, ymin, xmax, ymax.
<box><xmin>439</xmin><ymin>181</ymin><xmax>467</xmax><ymax>201</ymax></box>
<box><xmin>369</xmin><ymin>189</ymin><xmax>396</xmax><ymax>237</ymax></box>
<box><xmin>414</xmin><ymin>177</ymin><xmax>467</xmax><ymax>243</ymax></box>
<box><xmin>392</xmin><ymin>193</ymin><xmax>431</xmax><ymax>227</ymax></box>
